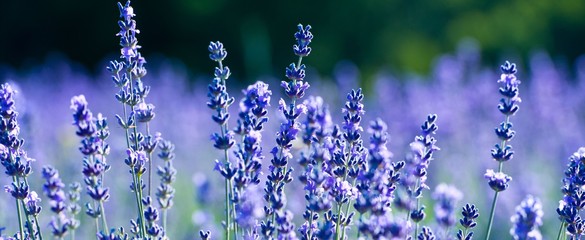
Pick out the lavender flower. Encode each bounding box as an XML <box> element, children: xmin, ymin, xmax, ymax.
<box><xmin>262</xmin><ymin>24</ymin><xmax>313</xmax><ymax>239</ymax></box>
<box><xmin>484</xmin><ymin>169</ymin><xmax>512</xmax><ymax>192</ymax></box>
<box><xmin>510</xmin><ymin>195</ymin><xmax>543</xmax><ymax>240</ymax></box>
<box><xmin>418</xmin><ymin>227</ymin><xmax>436</xmax><ymax>240</ymax></box>
<box><xmin>156</xmin><ymin>138</ymin><xmax>176</xmax><ymax>237</ymax></box>
<box><xmin>557</xmin><ymin>147</ymin><xmax>585</xmax><ymax>238</ymax></box>
<box><xmin>397</xmin><ymin>114</ymin><xmax>438</xmax><ymax>237</ymax></box>
<box><xmin>432</xmin><ymin>184</ymin><xmax>463</xmax><ymax>228</ymax></box>
<box><xmin>355</xmin><ymin>119</ymin><xmax>402</xmax><ymax>239</ymax></box>
<box><xmin>231</xmin><ymin>82</ymin><xmax>271</xmax><ymax>237</ymax></box>
<box><xmin>0</xmin><ymin>83</ymin><xmax>39</xmax><ymax>239</ymax></box>
<box><xmin>108</xmin><ymin>1</ymin><xmax>160</xmax><ymax>237</ymax></box>
<box><xmin>298</xmin><ymin>96</ymin><xmax>333</xmax><ymax>239</ymax></box>
<box><xmin>207</xmin><ymin>40</ymin><xmax>236</xmax><ymax>239</ymax></box>
<box><xmin>71</xmin><ymin>95</ymin><xmax>111</xmax><ymax>235</ymax></box>
<box><xmin>42</xmin><ymin>166</ymin><xmax>74</xmax><ymax>238</ymax></box>
<box><xmin>485</xmin><ymin>61</ymin><xmax>521</xmax><ymax>240</ymax></box>
<box><xmin>67</xmin><ymin>183</ymin><xmax>82</xmax><ymax>237</ymax></box>
<box><xmin>457</xmin><ymin>204</ymin><xmax>479</xmax><ymax>240</ymax></box>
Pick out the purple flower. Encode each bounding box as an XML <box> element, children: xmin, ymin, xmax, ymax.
<box><xmin>510</xmin><ymin>195</ymin><xmax>543</xmax><ymax>240</ymax></box>
<box><xmin>263</xmin><ymin>24</ymin><xmax>314</xmax><ymax>239</ymax></box>
<box><xmin>293</xmin><ymin>24</ymin><xmax>313</xmax><ymax>57</ymax></box>
<box><xmin>457</xmin><ymin>203</ymin><xmax>479</xmax><ymax>240</ymax></box>
<box><xmin>432</xmin><ymin>183</ymin><xmax>463</xmax><ymax>228</ymax></box>
<box><xmin>208</xmin><ymin>41</ymin><xmax>228</xmax><ymax>62</ymax></box>
<box><xmin>484</xmin><ymin>169</ymin><xmax>512</xmax><ymax>192</ymax></box>
<box><xmin>557</xmin><ymin>147</ymin><xmax>585</xmax><ymax>237</ymax></box>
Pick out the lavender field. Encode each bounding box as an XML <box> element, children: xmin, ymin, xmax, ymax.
<box><xmin>1</xmin><ymin>1</ymin><xmax>585</xmax><ymax>240</ymax></box>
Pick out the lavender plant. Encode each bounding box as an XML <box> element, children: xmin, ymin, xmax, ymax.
<box><xmin>457</xmin><ymin>204</ymin><xmax>479</xmax><ymax>240</ymax></box>
<box><xmin>261</xmin><ymin>24</ymin><xmax>312</xmax><ymax>239</ymax></box>
<box><xmin>2</xmin><ymin>1</ymin><xmax>580</xmax><ymax>239</ymax></box>
<box><xmin>485</xmin><ymin>61</ymin><xmax>521</xmax><ymax>239</ymax></box>
<box><xmin>70</xmin><ymin>95</ymin><xmax>111</xmax><ymax>235</ymax></box>
<box><xmin>0</xmin><ymin>83</ymin><xmax>42</xmax><ymax>240</ymax></box>
<box><xmin>106</xmin><ymin>1</ymin><xmax>168</xmax><ymax>238</ymax></box>
<box><xmin>510</xmin><ymin>195</ymin><xmax>543</xmax><ymax>240</ymax></box>
<box><xmin>40</xmin><ymin>166</ymin><xmax>76</xmax><ymax>239</ymax></box>
<box><xmin>395</xmin><ymin>114</ymin><xmax>439</xmax><ymax>238</ymax></box>
<box><xmin>298</xmin><ymin>96</ymin><xmax>334</xmax><ymax>239</ymax></box>
<box><xmin>206</xmin><ymin>40</ymin><xmax>236</xmax><ymax>239</ymax></box>
<box><xmin>557</xmin><ymin>147</ymin><xmax>585</xmax><ymax>239</ymax></box>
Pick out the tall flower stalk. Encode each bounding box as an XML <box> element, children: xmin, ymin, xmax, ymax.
<box><xmin>329</xmin><ymin>88</ymin><xmax>366</xmax><ymax>240</ymax></box>
<box><xmin>70</xmin><ymin>95</ymin><xmax>111</xmax><ymax>236</ymax></box>
<box><xmin>207</xmin><ymin>41</ymin><xmax>236</xmax><ymax>239</ymax></box>
<box><xmin>261</xmin><ymin>24</ymin><xmax>312</xmax><ymax>239</ymax></box>
<box><xmin>298</xmin><ymin>96</ymin><xmax>333</xmax><ymax>240</ymax></box>
<box><xmin>0</xmin><ymin>83</ymin><xmax>42</xmax><ymax>240</ymax></box>
<box><xmin>156</xmin><ymin>138</ymin><xmax>176</xmax><ymax>237</ymax></box>
<box><xmin>354</xmin><ymin>118</ymin><xmax>403</xmax><ymax>238</ymax></box>
<box><xmin>107</xmin><ymin>1</ymin><xmax>156</xmax><ymax>237</ymax></box>
<box><xmin>557</xmin><ymin>147</ymin><xmax>585</xmax><ymax>239</ymax></box>
<box><xmin>485</xmin><ymin>61</ymin><xmax>521</xmax><ymax>239</ymax></box>
<box><xmin>397</xmin><ymin>114</ymin><xmax>439</xmax><ymax>237</ymax></box>
<box><xmin>41</xmin><ymin>166</ymin><xmax>76</xmax><ymax>239</ymax></box>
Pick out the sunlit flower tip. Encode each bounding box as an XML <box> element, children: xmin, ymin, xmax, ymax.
<box><xmin>208</xmin><ymin>41</ymin><xmax>227</xmax><ymax>62</ymax></box>
<box><xmin>510</xmin><ymin>195</ymin><xmax>543</xmax><ymax>240</ymax></box>
<box><xmin>484</xmin><ymin>169</ymin><xmax>512</xmax><ymax>192</ymax></box>
<box><xmin>500</xmin><ymin>61</ymin><xmax>517</xmax><ymax>75</ymax></box>
<box><xmin>70</xmin><ymin>95</ymin><xmax>87</xmax><ymax>111</ymax></box>
<box><xmin>25</xmin><ymin>191</ymin><xmax>41</xmax><ymax>203</ymax></box>
<box><xmin>135</xmin><ymin>102</ymin><xmax>155</xmax><ymax>122</ymax></box>
<box><xmin>572</xmin><ymin>147</ymin><xmax>585</xmax><ymax>161</ymax></box>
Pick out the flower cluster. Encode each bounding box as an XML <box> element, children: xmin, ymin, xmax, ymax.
<box><xmin>457</xmin><ymin>204</ymin><xmax>479</xmax><ymax>240</ymax></box>
<box><xmin>432</xmin><ymin>184</ymin><xmax>463</xmax><ymax>229</ymax></box>
<box><xmin>156</xmin><ymin>138</ymin><xmax>176</xmax><ymax>235</ymax></box>
<box><xmin>0</xmin><ymin>83</ymin><xmax>41</xmax><ymax>239</ymax></box>
<box><xmin>41</xmin><ymin>166</ymin><xmax>77</xmax><ymax>238</ymax></box>
<box><xmin>107</xmin><ymin>1</ymin><xmax>167</xmax><ymax>238</ymax></box>
<box><xmin>510</xmin><ymin>195</ymin><xmax>543</xmax><ymax>240</ymax></box>
<box><xmin>485</xmin><ymin>61</ymin><xmax>521</xmax><ymax>239</ymax></box>
<box><xmin>298</xmin><ymin>96</ymin><xmax>334</xmax><ymax>239</ymax></box>
<box><xmin>261</xmin><ymin>24</ymin><xmax>312</xmax><ymax>239</ymax></box>
<box><xmin>396</xmin><ymin>114</ymin><xmax>439</xmax><ymax>235</ymax></box>
<box><xmin>557</xmin><ymin>147</ymin><xmax>585</xmax><ymax>238</ymax></box>
<box><xmin>354</xmin><ymin>119</ymin><xmax>403</xmax><ymax>238</ymax></box>
<box><xmin>206</xmin><ymin>40</ymin><xmax>237</xmax><ymax>239</ymax></box>
<box><xmin>70</xmin><ymin>95</ymin><xmax>111</xmax><ymax>234</ymax></box>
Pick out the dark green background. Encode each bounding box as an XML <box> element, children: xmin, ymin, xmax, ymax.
<box><xmin>1</xmin><ymin>0</ymin><xmax>584</xmax><ymax>81</ymax></box>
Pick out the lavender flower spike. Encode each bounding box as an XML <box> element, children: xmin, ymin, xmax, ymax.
<box><xmin>262</xmin><ymin>24</ymin><xmax>313</xmax><ymax>239</ymax></box>
<box><xmin>485</xmin><ymin>61</ymin><xmax>521</xmax><ymax>240</ymax></box>
<box><xmin>557</xmin><ymin>147</ymin><xmax>585</xmax><ymax>238</ymax></box>
<box><xmin>510</xmin><ymin>195</ymin><xmax>543</xmax><ymax>240</ymax></box>
<box><xmin>0</xmin><ymin>83</ymin><xmax>40</xmax><ymax>239</ymax></box>
<box><xmin>432</xmin><ymin>183</ymin><xmax>463</xmax><ymax>228</ymax></box>
<box><xmin>457</xmin><ymin>204</ymin><xmax>479</xmax><ymax>240</ymax></box>
<box><xmin>207</xmin><ymin>40</ymin><xmax>236</xmax><ymax>239</ymax></box>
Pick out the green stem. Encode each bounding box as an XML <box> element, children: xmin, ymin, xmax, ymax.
<box><xmin>162</xmin><ymin>209</ymin><xmax>168</xmax><ymax>237</ymax></box>
<box><xmin>556</xmin><ymin>222</ymin><xmax>565</xmax><ymax>240</ymax></box>
<box><xmin>99</xmin><ymin>201</ymin><xmax>109</xmax><ymax>233</ymax></box>
<box><xmin>13</xmin><ymin>177</ymin><xmax>25</xmax><ymax>240</ymax></box>
<box><xmin>33</xmin><ymin>215</ymin><xmax>43</xmax><ymax>240</ymax></box>
<box><xmin>485</xmin><ymin>191</ymin><xmax>499</xmax><ymax>240</ymax></box>
<box><xmin>334</xmin><ymin>202</ymin><xmax>343</xmax><ymax>240</ymax></box>
<box><xmin>146</xmin><ymin>122</ymin><xmax>152</xmax><ymax>197</ymax></box>
<box><xmin>94</xmin><ymin>215</ymin><xmax>99</xmax><ymax>237</ymax></box>
<box><xmin>225</xmin><ymin>177</ymin><xmax>231</xmax><ymax>240</ymax></box>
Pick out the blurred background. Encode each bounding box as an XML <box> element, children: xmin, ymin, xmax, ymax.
<box><xmin>1</xmin><ymin>0</ymin><xmax>585</xmax><ymax>82</ymax></box>
<box><xmin>1</xmin><ymin>0</ymin><xmax>585</xmax><ymax>239</ymax></box>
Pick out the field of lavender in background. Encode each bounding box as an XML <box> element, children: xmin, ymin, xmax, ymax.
<box><xmin>0</xmin><ymin>39</ymin><xmax>584</xmax><ymax>239</ymax></box>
